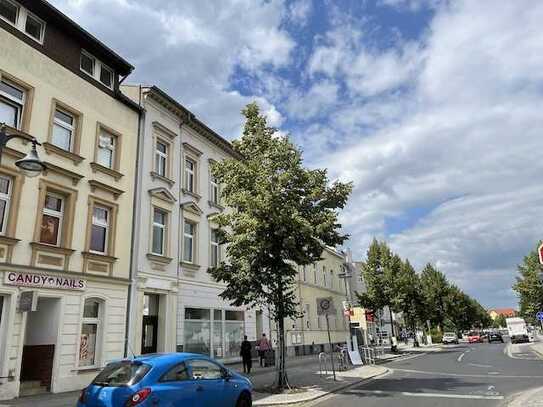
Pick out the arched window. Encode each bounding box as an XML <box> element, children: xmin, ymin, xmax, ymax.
<box><xmin>79</xmin><ymin>298</ymin><xmax>103</xmax><ymax>367</ymax></box>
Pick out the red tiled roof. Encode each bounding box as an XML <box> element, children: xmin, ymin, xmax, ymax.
<box><xmin>488</xmin><ymin>308</ymin><xmax>517</xmax><ymax>316</ymax></box>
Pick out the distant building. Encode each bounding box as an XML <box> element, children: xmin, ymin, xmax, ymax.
<box><xmin>488</xmin><ymin>308</ymin><xmax>517</xmax><ymax>320</ymax></box>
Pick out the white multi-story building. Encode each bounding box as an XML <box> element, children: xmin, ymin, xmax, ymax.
<box><xmin>123</xmin><ymin>85</ymin><xmax>268</xmax><ymax>362</ymax></box>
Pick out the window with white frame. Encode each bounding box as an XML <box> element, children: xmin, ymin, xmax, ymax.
<box><xmin>0</xmin><ymin>78</ymin><xmax>25</xmax><ymax>129</ymax></box>
<box><xmin>0</xmin><ymin>0</ymin><xmax>45</xmax><ymax>43</ymax></box>
<box><xmin>0</xmin><ymin>175</ymin><xmax>12</xmax><ymax>235</ymax></box>
<box><xmin>155</xmin><ymin>140</ymin><xmax>168</xmax><ymax>177</ymax></box>
<box><xmin>183</xmin><ymin>221</ymin><xmax>195</xmax><ymax>263</ymax></box>
<box><xmin>313</xmin><ymin>264</ymin><xmax>318</xmax><ymax>284</ymax></box>
<box><xmin>210</xmin><ymin>228</ymin><xmax>220</xmax><ymax>267</ymax></box>
<box><xmin>210</xmin><ymin>174</ymin><xmax>219</xmax><ymax>204</ymax></box>
<box><xmin>51</xmin><ymin>108</ymin><xmax>75</xmax><ymax>151</ymax></box>
<box><xmin>304</xmin><ymin>303</ymin><xmax>311</xmax><ymax>329</ymax></box>
<box><xmin>90</xmin><ymin>205</ymin><xmax>109</xmax><ymax>254</ymax></box>
<box><xmin>97</xmin><ymin>129</ymin><xmax>116</xmax><ymax>169</ymax></box>
<box><xmin>79</xmin><ymin>298</ymin><xmax>102</xmax><ymax>367</ymax></box>
<box><xmin>184</xmin><ymin>158</ymin><xmax>195</xmax><ymax>193</ymax></box>
<box><xmin>80</xmin><ymin>50</ymin><xmax>114</xmax><ymax>89</ymax></box>
<box><xmin>39</xmin><ymin>193</ymin><xmax>63</xmax><ymax>246</ymax></box>
<box><xmin>152</xmin><ymin>208</ymin><xmax>167</xmax><ymax>256</ymax></box>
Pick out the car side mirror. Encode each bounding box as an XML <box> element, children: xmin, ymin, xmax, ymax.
<box><xmin>223</xmin><ymin>369</ymin><xmax>232</xmax><ymax>381</ymax></box>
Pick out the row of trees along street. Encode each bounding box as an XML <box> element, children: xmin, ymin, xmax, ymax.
<box><xmin>357</xmin><ymin>239</ymin><xmax>491</xmax><ymax>347</ymax></box>
<box><xmin>513</xmin><ymin>241</ymin><xmax>543</xmax><ymax>325</ymax></box>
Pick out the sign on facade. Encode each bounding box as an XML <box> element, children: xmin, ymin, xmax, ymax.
<box><xmin>4</xmin><ymin>271</ymin><xmax>86</xmax><ymax>291</ymax></box>
<box><xmin>18</xmin><ymin>291</ymin><xmax>37</xmax><ymax>312</ymax></box>
<box><xmin>316</xmin><ymin>297</ymin><xmax>335</xmax><ymax>316</ymax></box>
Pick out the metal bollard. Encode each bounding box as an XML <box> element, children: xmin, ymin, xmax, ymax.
<box><xmin>318</xmin><ymin>352</ymin><xmax>329</xmax><ymax>377</ymax></box>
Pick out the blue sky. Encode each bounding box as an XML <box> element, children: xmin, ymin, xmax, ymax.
<box><xmin>50</xmin><ymin>0</ymin><xmax>543</xmax><ymax>309</ymax></box>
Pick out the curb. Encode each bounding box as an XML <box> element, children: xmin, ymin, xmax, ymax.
<box><xmin>506</xmin><ymin>386</ymin><xmax>543</xmax><ymax>407</ymax></box>
<box><xmin>253</xmin><ymin>367</ymin><xmax>390</xmax><ymax>406</ymax></box>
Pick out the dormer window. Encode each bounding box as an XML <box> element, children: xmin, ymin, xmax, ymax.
<box><xmin>80</xmin><ymin>50</ymin><xmax>115</xmax><ymax>89</ymax></box>
<box><xmin>0</xmin><ymin>0</ymin><xmax>45</xmax><ymax>43</ymax></box>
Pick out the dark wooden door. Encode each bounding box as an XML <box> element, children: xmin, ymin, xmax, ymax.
<box><xmin>141</xmin><ymin>315</ymin><xmax>158</xmax><ymax>354</ymax></box>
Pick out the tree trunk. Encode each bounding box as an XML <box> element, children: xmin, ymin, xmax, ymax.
<box><xmin>275</xmin><ymin>312</ymin><xmax>289</xmax><ymax>389</ymax></box>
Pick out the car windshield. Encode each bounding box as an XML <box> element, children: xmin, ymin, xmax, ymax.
<box><xmin>469</xmin><ymin>332</ymin><xmax>479</xmax><ymax>336</ymax></box>
<box><xmin>444</xmin><ymin>332</ymin><xmax>455</xmax><ymax>336</ymax></box>
<box><xmin>92</xmin><ymin>361</ymin><xmax>151</xmax><ymax>387</ymax></box>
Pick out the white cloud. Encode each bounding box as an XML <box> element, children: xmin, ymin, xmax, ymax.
<box><xmin>286</xmin><ymin>80</ymin><xmax>339</xmax><ymax>120</ymax></box>
<box><xmin>49</xmin><ymin>0</ymin><xmax>294</xmax><ymax>137</ymax></box>
<box><xmin>288</xmin><ymin>0</ymin><xmax>313</xmax><ymax>26</ymax></box>
<box><xmin>313</xmin><ymin>0</ymin><xmax>543</xmax><ymax>307</ymax></box>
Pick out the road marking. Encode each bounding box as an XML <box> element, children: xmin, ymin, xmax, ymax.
<box><xmin>457</xmin><ymin>352</ymin><xmax>466</xmax><ymax>362</ymax></box>
<box><xmin>346</xmin><ymin>389</ymin><xmax>504</xmax><ymax>400</ymax></box>
<box><xmin>392</xmin><ymin>353</ymin><xmax>427</xmax><ymax>362</ymax></box>
<box><xmin>467</xmin><ymin>363</ymin><xmax>493</xmax><ymax>368</ymax></box>
<box><xmin>391</xmin><ymin>367</ymin><xmax>543</xmax><ymax>379</ymax></box>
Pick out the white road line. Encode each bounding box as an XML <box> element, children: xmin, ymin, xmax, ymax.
<box><xmin>467</xmin><ymin>363</ymin><xmax>493</xmax><ymax>368</ymax></box>
<box><xmin>457</xmin><ymin>352</ymin><xmax>466</xmax><ymax>362</ymax></box>
<box><xmin>346</xmin><ymin>389</ymin><xmax>504</xmax><ymax>400</ymax></box>
<box><xmin>393</xmin><ymin>353</ymin><xmax>427</xmax><ymax>362</ymax></box>
<box><xmin>392</xmin><ymin>367</ymin><xmax>543</xmax><ymax>379</ymax></box>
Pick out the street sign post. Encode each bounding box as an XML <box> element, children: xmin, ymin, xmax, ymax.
<box><xmin>316</xmin><ymin>297</ymin><xmax>336</xmax><ymax>381</ymax></box>
<box><xmin>536</xmin><ymin>311</ymin><xmax>543</xmax><ymax>322</ymax></box>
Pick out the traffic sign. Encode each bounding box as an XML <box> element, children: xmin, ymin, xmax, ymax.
<box><xmin>539</xmin><ymin>242</ymin><xmax>543</xmax><ymax>265</ymax></box>
<box><xmin>537</xmin><ymin>311</ymin><xmax>543</xmax><ymax>322</ymax></box>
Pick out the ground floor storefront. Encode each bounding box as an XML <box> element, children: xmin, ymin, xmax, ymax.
<box><xmin>176</xmin><ymin>280</ymin><xmax>266</xmax><ymax>363</ymax></box>
<box><xmin>0</xmin><ymin>268</ymin><xmax>128</xmax><ymax>400</ymax></box>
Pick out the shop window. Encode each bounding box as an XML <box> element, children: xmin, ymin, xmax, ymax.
<box><xmin>184</xmin><ymin>308</ymin><xmax>211</xmax><ymax>355</ymax></box>
<box><xmin>210</xmin><ymin>228</ymin><xmax>220</xmax><ymax>267</ymax></box>
<box><xmin>79</xmin><ymin>298</ymin><xmax>102</xmax><ymax>367</ymax></box>
<box><xmin>0</xmin><ymin>175</ymin><xmax>11</xmax><ymax>235</ymax></box>
<box><xmin>0</xmin><ymin>78</ymin><xmax>24</xmax><ymax>129</ymax></box>
<box><xmin>152</xmin><ymin>208</ymin><xmax>167</xmax><ymax>256</ymax></box>
<box><xmin>183</xmin><ymin>221</ymin><xmax>195</xmax><ymax>263</ymax></box>
<box><xmin>39</xmin><ymin>193</ymin><xmax>64</xmax><ymax>246</ymax></box>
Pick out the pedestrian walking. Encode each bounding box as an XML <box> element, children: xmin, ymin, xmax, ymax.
<box><xmin>240</xmin><ymin>335</ymin><xmax>252</xmax><ymax>374</ymax></box>
<box><xmin>257</xmin><ymin>333</ymin><xmax>272</xmax><ymax>367</ymax></box>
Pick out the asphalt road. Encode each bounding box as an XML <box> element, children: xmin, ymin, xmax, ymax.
<box><xmin>313</xmin><ymin>341</ymin><xmax>543</xmax><ymax>407</ymax></box>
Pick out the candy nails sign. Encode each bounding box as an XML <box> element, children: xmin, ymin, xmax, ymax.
<box><xmin>5</xmin><ymin>271</ymin><xmax>86</xmax><ymax>290</ymax></box>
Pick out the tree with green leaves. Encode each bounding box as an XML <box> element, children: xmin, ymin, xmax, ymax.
<box><xmin>420</xmin><ymin>264</ymin><xmax>449</xmax><ymax>331</ymax></box>
<box><xmin>492</xmin><ymin>314</ymin><xmax>507</xmax><ymax>329</ymax></box>
<box><xmin>513</xmin><ymin>242</ymin><xmax>543</xmax><ymax>325</ymax></box>
<box><xmin>208</xmin><ymin>103</ymin><xmax>352</xmax><ymax>389</ymax></box>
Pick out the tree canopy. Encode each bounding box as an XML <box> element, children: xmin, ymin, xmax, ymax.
<box><xmin>513</xmin><ymin>242</ymin><xmax>543</xmax><ymax>325</ymax></box>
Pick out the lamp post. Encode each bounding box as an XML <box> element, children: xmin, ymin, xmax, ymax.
<box><xmin>338</xmin><ymin>268</ymin><xmax>353</xmax><ymax>351</ymax></box>
<box><xmin>0</xmin><ymin>124</ymin><xmax>45</xmax><ymax>177</ymax></box>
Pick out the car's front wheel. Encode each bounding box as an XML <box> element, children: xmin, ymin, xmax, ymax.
<box><xmin>236</xmin><ymin>392</ymin><xmax>252</xmax><ymax>407</ymax></box>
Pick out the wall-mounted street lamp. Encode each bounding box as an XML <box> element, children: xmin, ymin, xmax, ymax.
<box><xmin>0</xmin><ymin>124</ymin><xmax>45</xmax><ymax>177</ymax></box>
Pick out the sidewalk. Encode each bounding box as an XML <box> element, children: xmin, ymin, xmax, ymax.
<box><xmin>508</xmin><ymin>386</ymin><xmax>543</xmax><ymax>407</ymax></box>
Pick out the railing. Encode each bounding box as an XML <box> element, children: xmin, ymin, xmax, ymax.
<box><xmin>318</xmin><ymin>352</ymin><xmax>330</xmax><ymax>376</ymax></box>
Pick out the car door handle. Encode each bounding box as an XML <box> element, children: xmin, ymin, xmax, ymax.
<box><xmin>196</xmin><ymin>385</ymin><xmax>204</xmax><ymax>392</ymax></box>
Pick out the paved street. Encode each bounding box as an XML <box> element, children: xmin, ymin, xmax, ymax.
<box><xmin>313</xmin><ymin>342</ymin><xmax>543</xmax><ymax>407</ymax></box>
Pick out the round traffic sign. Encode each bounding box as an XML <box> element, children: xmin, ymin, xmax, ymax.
<box><xmin>536</xmin><ymin>311</ymin><xmax>543</xmax><ymax>321</ymax></box>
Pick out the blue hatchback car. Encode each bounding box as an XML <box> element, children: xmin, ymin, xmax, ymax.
<box><xmin>77</xmin><ymin>353</ymin><xmax>253</xmax><ymax>407</ymax></box>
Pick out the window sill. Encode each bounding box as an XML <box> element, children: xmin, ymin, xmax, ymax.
<box><xmin>181</xmin><ymin>189</ymin><xmax>201</xmax><ymax>200</ymax></box>
<box><xmin>181</xmin><ymin>261</ymin><xmax>201</xmax><ymax>271</ymax></box>
<box><xmin>0</xmin><ymin>235</ymin><xmax>21</xmax><ymax>246</ymax></box>
<box><xmin>90</xmin><ymin>162</ymin><xmax>124</xmax><ymax>181</ymax></box>
<box><xmin>82</xmin><ymin>251</ymin><xmax>118</xmax><ymax>263</ymax></box>
<box><xmin>150</xmin><ymin>171</ymin><xmax>175</xmax><ymax>188</ymax></box>
<box><xmin>208</xmin><ymin>201</ymin><xmax>224</xmax><ymax>211</ymax></box>
<box><xmin>30</xmin><ymin>242</ymin><xmax>75</xmax><ymax>256</ymax></box>
<box><xmin>146</xmin><ymin>253</ymin><xmax>173</xmax><ymax>264</ymax></box>
<box><xmin>42</xmin><ymin>142</ymin><xmax>85</xmax><ymax>165</ymax></box>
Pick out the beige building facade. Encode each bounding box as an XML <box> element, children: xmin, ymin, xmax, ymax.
<box><xmin>0</xmin><ymin>1</ymin><xmax>138</xmax><ymax>399</ymax></box>
<box><xmin>281</xmin><ymin>247</ymin><xmax>349</xmax><ymax>356</ymax></box>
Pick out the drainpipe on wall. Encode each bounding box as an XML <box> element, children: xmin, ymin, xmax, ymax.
<box><xmin>124</xmin><ymin>85</ymin><xmax>145</xmax><ymax>357</ymax></box>
<box><xmin>175</xmin><ymin>117</ymin><xmax>186</xmax><ymax>351</ymax></box>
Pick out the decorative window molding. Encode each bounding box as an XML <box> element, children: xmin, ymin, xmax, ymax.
<box><xmin>0</xmin><ymin>167</ymin><xmax>23</xmax><ymax>240</ymax></box>
<box><xmin>0</xmin><ymin>70</ymin><xmax>34</xmax><ymax>132</ymax></box>
<box><xmin>84</xmin><ymin>196</ymin><xmax>118</xmax><ymax>259</ymax></box>
<box><xmin>92</xmin><ymin>123</ymin><xmax>123</xmax><ymax>178</ymax></box>
<box><xmin>150</xmin><ymin>206</ymin><xmax>170</xmax><ymax>257</ymax></box>
<box><xmin>152</xmin><ymin>121</ymin><xmax>178</xmax><ymax>139</ymax></box>
<box><xmin>181</xmin><ymin>201</ymin><xmax>203</xmax><ymax>216</ymax></box>
<box><xmin>182</xmin><ymin>220</ymin><xmax>197</xmax><ymax>264</ymax></box>
<box><xmin>148</xmin><ymin>187</ymin><xmax>176</xmax><ymax>203</ymax></box>
<box><xmin>42</xmin><ymin>162</ymin><xmax>84</xmax><ymax>186</ymax></box>
<box><xmin>44</xmin><ymin>99</ymin><xmax>84</xmax><ymax>164</ymax></box>
<box><xmin>88</xmin><ymin>180</ymin><xmax>124</xmax><ymax>201</ymax></box>
<box><xmin>182</xmin><ymin>142</ymin><xmax>203</xmax><ymax>157</ymax></box>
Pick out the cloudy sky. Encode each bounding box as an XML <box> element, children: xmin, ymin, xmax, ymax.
<box><xmin>50</xmin><ymin>0</ymin><xmax>543</xmax><ymax>308</ymax></box>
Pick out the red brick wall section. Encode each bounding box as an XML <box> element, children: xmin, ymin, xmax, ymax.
<box><xmin>20</xmin><ymin>345</ymin><xmax>55</xmax><ymax>390</ymax></box>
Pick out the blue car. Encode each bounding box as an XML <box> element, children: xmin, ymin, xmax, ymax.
<box><xmin>77</xmin><ymin>353</ymin><xmax>253</xmax><ymax>407</ymax></box>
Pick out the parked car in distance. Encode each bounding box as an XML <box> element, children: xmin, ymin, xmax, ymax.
<box><xmin>487</xmin><ymin>332</ymin><xmax>504</xmax><ymax>343</ymax></box>
<box><xmin>442</xmin><ymin>332</ymin><xmax>459</xmax><ymax>344</ymax></box>
<box><xmin>468</xmin><ymin>331</ymin><xmax>483</xmax><ymax>343</ymax></box>
<box><xmin>77</xmin><ymin>353</ymin><xmax>253</xmax><ymax>407</ymax></box>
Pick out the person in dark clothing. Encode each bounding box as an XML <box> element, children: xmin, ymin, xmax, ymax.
<box><xmin>240</xmin><ymin>335</ymin><xmax>252</xmax><ymax>374</ymax></box>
